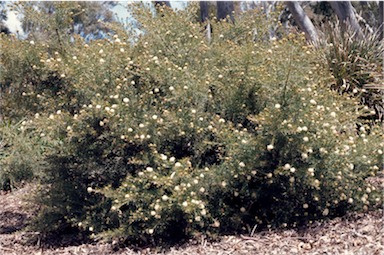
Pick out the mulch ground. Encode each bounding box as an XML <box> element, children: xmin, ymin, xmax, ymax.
<box><xmin>0</xmin><ymin>181</ymin><xmax>383</xmax><ymax>255</ymax></box>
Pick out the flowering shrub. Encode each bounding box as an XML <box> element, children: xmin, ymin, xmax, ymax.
<box><xmin>1</xmin><ymin>3</ymin><xmax>382</xmax><ymax>245</ymax></box>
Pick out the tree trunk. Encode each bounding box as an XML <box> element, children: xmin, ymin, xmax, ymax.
<box><xmin>200</xmin><ymin>1</ymin><xmax>210</xmax><ymax>22</ymax></box>
<box><xmin>329</xmin><ymin>1</ymin><xmax>362</xmax><ymax>38</ymax></box>
<box><xmin>379</xmin><ymin>1</ymin><xmax>383</xmax><ymax>40</ymax></box>
<box><xmin>154</xmin><ymin>1</ymin><xmax>171</xmax><ymax>8</ymax></box>
<box><xmin>200</xmin><ymin>1</ymin><xmax>212</xmax><ymax>43</ymax></box>
<box><xmin>286</xmin><ymin>1</ymin><xmax>318</xmax><ymax>43</ymax></box>
<box><xmin>217</xmin><ymin>1</ymin><xmax>234</xmax><ymax>23</ymax></box>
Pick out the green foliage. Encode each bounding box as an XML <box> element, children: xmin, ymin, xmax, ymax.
<box><xmin>0</xmin><ymin>120</ymin><xmax>45</xmax><ymax>190</ymax></box>
<box><xmin>320</xmin><ymin>22</ymin><xmax>384</xmax><ymax>123</ymax></box>
<box><xmin>0</xmin><ymin>3</ymin><xmax>382</xmax><ymax>247</ymax></box>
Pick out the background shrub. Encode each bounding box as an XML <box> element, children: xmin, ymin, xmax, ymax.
<box><xmin>0</xmin><ymin>120</ymin><xmax>45</xmax><ymax>190</ymax></box>
<box><xmin>321</xmin><ymin>22</ymin><xmax>384</xmax><ymax>123</ymax></box>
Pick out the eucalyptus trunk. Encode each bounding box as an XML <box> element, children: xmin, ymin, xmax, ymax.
<box><xmin>286</xmin><ymin>1</ymin><xmax>319</xmax><ymax>43</ymax></box>
<box><xmin>217</xmin><ymin>1</ymin><xmax>234</xmax><ymax>23</ymax></box>
<box><xmin>329</xmin><ymin>1</ymin><xmax>363</xmax><ymax>38</ymax></box>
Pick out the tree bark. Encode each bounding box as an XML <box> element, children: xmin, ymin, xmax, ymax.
<box><xmin>286</xmin><ymin>1</ymin><xmax>318</xmax><ymax>43</ymax></box>
<box><xmin>200</xmin><ymin>2</ymin><xmax>212</xmax><ymax>43</ymax></box>
<box><xmin>217</xmin><ymin>1</ymin><xmax>234</xmax><ymax>23</ymax></box>
<box><xmin>200</xmin><ymin>1</ymin><xmax>210</xmax><ymax>22</ymax></box>
<box><xmin>154</xmin><ymin>1</ymin><xmax>171</xmax><ymax>8</ymax></box>
<box><xmin>329</xmin><ymin>1</ymin><xmax>362</xmax><ymax>38</ymax></box>
<box><xmin>379</xmin><ymin>1</ymin><xmax>383</xmax><ymax>40</ymax></box>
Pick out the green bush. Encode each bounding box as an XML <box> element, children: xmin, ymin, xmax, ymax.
<box><xmin>320</xmin><ymin>22</ymin><xmax>384</xmax><ymax>123</ymax></box>
<box><xmin>0</xmin><ymin>120</ymin><xmax>45</xmax><ymax>190</ymax></box>
<box><xmin>1</xmin><ymin>3</ymin><xmax>382</xmax><ymax>246</ymax></box>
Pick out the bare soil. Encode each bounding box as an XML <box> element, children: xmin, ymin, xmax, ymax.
<box><xmin>0</xmin><ymin>181</ymin><xmax>383</xmax><ymax>255</ymax></box>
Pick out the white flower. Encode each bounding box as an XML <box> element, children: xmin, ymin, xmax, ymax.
<box><xmin>239</xmin><ymin>162</ymin><xmax>245</xmax><ymax>168</ymax></box>
<box><xmin>303</xmin><ymin>137</ymin><xmax>309</xmax><ymax>142</ymax></box>
<box><xmin>182</xmin><ymin>201</ymin><xmax>188</xmax><ymax>207</ymax></box>
<box><xmin>267</xmin><ymin>173</ymin><xmax>273</xmax><ymax>178</ymax></box>
<box><xmin>290</xmin><ymin>167</ymin><xmax>296</xmax><ymax>173</ymax></box>
<box><xmin>123</xmin><ymin>98</ymin><xmax>129</xmax><ymax>103</ymax></box>
<box><xmin>175</xmin><ymin>162</ymin><xmax>182</xmax><ymax>168</ymax></box>
<box><xmin>308</xmin><ymin>168</ymin><xmax>314</xmax><ymax>174</ymax></box>
<box><xmin>169</xmin><ymin>157</ymin><xmax>175</xmax><ymax>162</ymax></box>
<box><xmin>330</xmin><ymin>112</ymin><xmax>337</xmax><ymax>118</ymax></box>
<box><xmin>148</xmin><ymin>229</ymin><xmax>154</xmax><ymax>234</ymax></box>
<box><xmin>274</xmin><ymin>103</ymin><xmax>281</xmax><ymax>109</ymax></box>
<box><xmin>139</xmin><ymin>123</ymin><xmax>145</xmax><ymax>128</ymax></box>
<box><xmin>152</xmin><ymin>115</ymin><xmax>158</xmax><ymax>120</ymax></box>
<box><xmin>87</xmin><ymin>187</ymin><xmax>93</xmax><ymax>193</ymax></box>
<box><xmin>161</xmin><ymin>195</ymin><xmax>169</xmax><ymax>201</ymax></box>
<box><xmin>30</xmin><ymin>40</ymin><xmax>35</xmax><ymax>45</ymax></box>
<box><xmin>267</xmin><ymin>144</ymin><xmax>274</xmax><ymax>151</ymax></box>
<box><xmin>303</xmin><ymin>203</ymin><xmax>309</xmax><ymax>209</ymax></box>
<box><xmin>169</xmin><ymin>86</ymin><xmax>175</xmax><ymax>91</ymax></box>
<box><xmin>302</xmin><ymin>153</ymin><xmax>308</xmax><ymax>159</ymax></box>
<box><xmin>89</xmin><ymin>226</ymin><xmax>94</xmax><ymax>232</ymax></box>
<box><xmin>146</xmin><ymin>167</ymin><xmax>153</xmax><ymax>172</ymax></box>
<box><xmin>283</xmin><ymin>164</ymin><xmax>291</xmax><ymax>170</ymax></box>
<box><xmin>309</xmin><ymin>99</ymin><xmax>317</xmax><ymax>105</ymax></box>
<box><xmin>199</xmin><ymin>187</ymin><xmax>205</xmax><ymax>193</ymax></box>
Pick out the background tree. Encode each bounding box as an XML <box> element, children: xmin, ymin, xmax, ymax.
<box><xmin>379</xmin><ymin>1</ymin><xmax>383</xmax><ymax>40</ymax></box>
<box><xmin>330</xmin><ymin>1</ymin><xmax>363</xmax><ymax>38</ymax></box>
<box><xmin>19</xmin><ymin>1</ymin><xmax>115</xmax><ymax>42</ymax></box>
<box><xmin>200</xmin><ymin>1</ymin><xmax>210</xmax><ymax>22</ymax></box>
<box><xmin>286</xmin><ymin>1</ymin><xmax>318</xmax><ymax>43</ymax></box>
<box><xmin>0</xmin><ymin>1</ymin><xmax>9</xmax><ymax>34</ymax></box>
<box><xmin>154</xmin><ymin>1</ymin><xmax>171</xmax><ymax>8</ymax></box>
<box><xmin>216</xmin><ymin>1</ymin><xmax>234</xmax><ymax>23</ymax></box>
